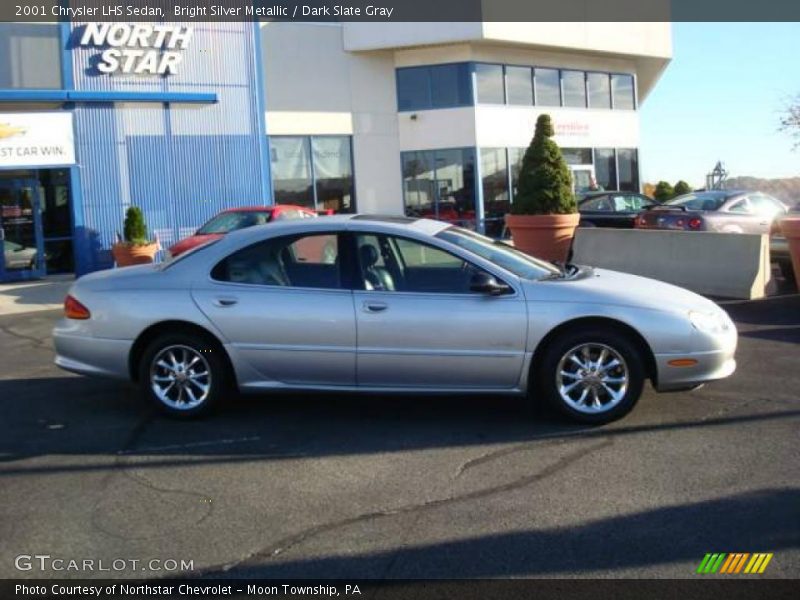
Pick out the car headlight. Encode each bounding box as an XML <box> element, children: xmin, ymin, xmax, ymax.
<box><xmin>689</xmin><ymin>310</ymin><xmax>731</xmax><ymax>335</ymax></box>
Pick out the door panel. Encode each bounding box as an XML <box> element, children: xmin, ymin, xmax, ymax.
<box><xmin>354</xmin><ymin>291</ymin><xmax>527</xmax><ymax>389</ymax></box>
<box><xmin>352</xmin><ymin>232</ymin><xmax>527</xmax><ymax>389</ymax></box>
<box><xmin>192</xmin><ymin>232</ymin><xmax>356</xmax><ymax>386</ymax></box>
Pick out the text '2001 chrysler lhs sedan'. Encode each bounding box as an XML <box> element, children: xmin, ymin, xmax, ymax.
<box><xmin>53</xmin><ymin>216</ymin><xmax>737</xmax><ymax>424</ymax></box>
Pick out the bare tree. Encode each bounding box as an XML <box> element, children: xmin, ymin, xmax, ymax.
<box><xmin>779</xmin><ymin>95</ymin><xmax>800</xmax><ymax>150</ymax></box>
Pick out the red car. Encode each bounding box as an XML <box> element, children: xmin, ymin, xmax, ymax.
<box><xmin>167</xmin><ymin>205</ymin><xmax>317</xmax><ymax>258</ymax></box>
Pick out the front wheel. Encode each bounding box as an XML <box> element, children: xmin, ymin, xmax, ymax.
<box><xmin>535</xmin><ymin>328</ymin><xmax>645</xmax><ymax>424</ymax></box>
<box><xmin>139</xmin><ymin>333</ymin><xmax>228</xmax><ymax>418</ymax></box>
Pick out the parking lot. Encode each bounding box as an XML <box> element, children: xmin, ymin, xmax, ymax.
<box><xmin>0</xmin><ymin>295</ymin><xmax>798</xmax><ymax>579</ymax></box>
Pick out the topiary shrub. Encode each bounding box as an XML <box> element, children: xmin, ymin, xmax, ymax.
<box><xmin>123</xmin><ymin>206</ymin><xmax>149</xmax><ymax>246</ymax></box>
<box><xmin>511</xmin><ymin>114</ymin><xmax>577</xmax><ymax>215</ymax></box>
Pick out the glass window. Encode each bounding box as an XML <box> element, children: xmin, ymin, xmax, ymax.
<box><xmin>611</xmin><ymin>74</ymin><xmax>635</xmax><ymax>110</ymax></box>
<box><xmin>197</xmin><ymin>211</ymin><xmax>272</xmax><ymax>234</ymax></box>
<box><xmin>616</xmin><ymin>148</ymin><xmax>640</xmax><ymax>192</ymax></box>
<box><xmin>402</xmin><ymin>148</ymin><xmax>477</xmax><ymax>230</ymax></box>
<box><xmin>480</xmin><ymin>148</ymin><xmax>510</xmax><ymax>238</ymax></box>
<box><xmin>749</xmin><ymin>193</ymin><xmax>785</xmax><ymax>218</ymax></box>
<box><xmin>436</xmin><ymin>227</ymin><xmax>560</xmax><ymax>280</ymax></box>
<box><xmin>402</xmin><ymin>151</ymin><xmax>436</xmax><ymax>220</ymax></box>
<box><xmin>562</xmin><ymin>70</ymin><xmax>587</xmax><ymax>108</ymax></box>
<box><xmin>581</xmin><ymin>194</ymin><xmax>614</xmax><ymax>211</ymax></box>
<box><xmin>312</xmin><ymin>137</ymin><xmax>354</xmax><ymax>214</ymax></box>
<box><xmin>270</xmin><ymin>137</ymin><xmax>314</xmax><ymax>209</ymax></box>
<box><xmin>505</xmin><ymin>66</ymin><xmax>533</xmax><ymax>106</ymax></box>
<box><xmin>561</xmin><ymin>148</ymin><xmax>593</xmax><ymax>165</ymax></box>
<box><xmin>534</xmin><ymin>68</ymin><xmax>561</xmax><ymax>106</ymax></box>
<box><xmin>0</xmin><ymin>23</ymin><xmax>62</xmax><ymax>89</ymax></box>
<box><xmin>434</xmin><ymin>148</ymin><xmax>477</xmax><ymax>230</ymax></box>
<box><xmin>211</xmin><ymin>234</ymin><xmax>340</xmax><ymax>289</ymax></box>
<box><xmin>587</xmin><ymin>72</ymin><xmax>611</xmax><ymax>109</ymax></box>
<box><xmin>475</xmin><ymin>63</ymin><xmax>505</xmax><ymax>104</ymax></box>
<box><xmin>594</xmin><ymin>148</ymin><xmax>617</xmax><ymax>190</ymax></box>
<box><xmin>430</xmin><ymin>63</ymin><xmax>472</xmax><ymax>108</ymax></box>
<box><xmin>397</xmin><ymin>67</ymin><xmax>431</xmax><ymax>111</ymax></box>
<box><xmin>727</xmin><ymin>199</ymin><xmax>754</xmax><ymax>214</ymax></box>
<box><xmin>666</xmin><ymin>193</ymin><xmax>727</xmax><ymax>211</ymax></box>
<box><xmin>508</xmin><ymin>147</ymin><xmax>526</xmax><ymax>202</ymax></box>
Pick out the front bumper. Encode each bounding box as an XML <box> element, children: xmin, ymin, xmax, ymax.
<box><xmin>654</xmin><ymin>336</ymin><xmax>737</xmax><ymax>392</ymax></box>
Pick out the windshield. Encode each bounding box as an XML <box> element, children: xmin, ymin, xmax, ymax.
<box><xmin>436</xmin><ymin>227</ymin><xmax>561</xmax><ymax>280</ymax></box>
<box><xmin>197</xmin><ymin>211</ymin><xmax>272</xmax><ymax>234</ymax></box>
<box><xmin>665</xmin><ymin>193</ymin><xmax>726</xmax><ymax>211</ymax></box>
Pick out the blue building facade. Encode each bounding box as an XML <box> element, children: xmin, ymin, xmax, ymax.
<box><xmin>0</xmin><ymin>22</ymin><xmax>271</xmax><ymax>280</ymax></box>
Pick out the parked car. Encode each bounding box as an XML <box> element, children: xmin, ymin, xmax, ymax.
<box><xmin>3</xmin><ymin>240</ymin><xmax>38</xmax><ymax>270</ymax></box>
<box><xmin>167</xmin><ymin>205</ymin><xmax>317</xmax><ymax>258</ymax></box>
<box><xmin>636</xmin><ymin>190</ymin><xmax>788</xmax><ymax>233</ymax></box>
<box><xmin>54</xmin><ymin>215</ymin><xmax>737</xmax><ymax>425</ymax></box>
<box><xmin>578</xmin><ymin>191</ymin><xmax>657</xmax><ymax>228</ymax></box>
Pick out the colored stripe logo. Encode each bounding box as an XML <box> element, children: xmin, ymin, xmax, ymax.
<box><xmin>697</xmin><ymin>553</ymin><xmax>773</xmax><ymax>574</ymax></box>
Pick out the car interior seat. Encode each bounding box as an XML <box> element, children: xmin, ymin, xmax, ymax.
<box><xmin>359</xmin><ymin>244</ymin><xmax>395</xmax><ymax>291</ymax></box>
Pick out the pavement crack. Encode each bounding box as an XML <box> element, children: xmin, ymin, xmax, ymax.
<box><xmin>0</xmin><ymin>323</ymin><xmax>49</xmax><ymax>349</ymax></box>
<box><xmin>201</xmin><ymin>437</ymin><xmax>612</xmax><ymax>576</ymax></box>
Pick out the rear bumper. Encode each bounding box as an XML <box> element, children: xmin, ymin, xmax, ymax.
<box><xmin>53</xmin><ymin>330</ymin><xmax>132</xmax><ymax>380</ymax></box>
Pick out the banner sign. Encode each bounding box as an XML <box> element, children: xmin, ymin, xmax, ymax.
<box><xmin>0</xmin><ymin>113</ymin><xmax>76</xmax><ymax>168</ymax></box>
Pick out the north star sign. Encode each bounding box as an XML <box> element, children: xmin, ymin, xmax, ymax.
<box><xmin>79</xmin><ymin>23</ymin><xmax>194</xmax><ymax>75</ymax></box>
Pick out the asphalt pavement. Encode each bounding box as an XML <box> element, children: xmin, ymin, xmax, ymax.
<box><xmin>0</xmin><ymin>296</ymin><xmax>798</xmax><ymax>579</ymax></box>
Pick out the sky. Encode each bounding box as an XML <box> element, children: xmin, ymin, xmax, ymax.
<box><xmin>640</xmin><ymin>22</ymin><xmax>800</xmax><ymax>187</ymax></box>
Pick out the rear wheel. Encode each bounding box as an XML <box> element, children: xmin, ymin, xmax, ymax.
<box><xmin>535</xmin><ymin>328</ymin><xmax>645</xmax><ymax>424</ymax></box>
<box><xmin>138</xmin><ymin>333</ymin><xmax>228</xmax><ymax>418</ymax></box>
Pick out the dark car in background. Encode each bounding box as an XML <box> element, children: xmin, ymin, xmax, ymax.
<box><xmin>578</xmin><ymin>191</ymin><xmax>657</xmax><ymax>228</ymax></box>
<box><xmin>636</xmin><ymin>190</ymin><xmax>787</xmax><ymax>233</ymax></box>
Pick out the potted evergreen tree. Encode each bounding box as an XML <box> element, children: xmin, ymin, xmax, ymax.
<box><xmin>111</xmin><ymin>206</ymin><xmax>159</xmax><ymax>267</ymax></box>
<box><xmin>505</xmin><ymin>114</ymin><xmax>579</xmax><ymax>262</ymax></box>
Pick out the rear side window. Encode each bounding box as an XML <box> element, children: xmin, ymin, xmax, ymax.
<box><xmin>211</xmin><ymin>234</ymin><xmax>340</xmax><ymax>289</ymax></box>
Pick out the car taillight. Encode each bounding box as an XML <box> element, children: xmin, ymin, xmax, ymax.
<box><xmin>688</xmin><ymin>217</ymin><xmax>703</xmax><ymax>230</ymax></box>
<box><xmin>637</xmin><ymin>217</ymin><xmax>647</xmax><ymax>228</ymax></box>
<box><xmin>676</xmin><ymin>219</ymin><xmax>685</xmax><ymax>228</ymax></box>
<box><xmin>64</xmin><ymin>295</ymin><xmax>90</xmax><ymax>320</ymax></box>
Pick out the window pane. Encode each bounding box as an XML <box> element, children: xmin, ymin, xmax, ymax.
<box><xmin>617</xmin><ymin>148</ymin><xmax>639</xmax><ymax>192</ymax></box>
<box><xmin>434</xmin><ymin>148</ymin><xmax>477</xmax><ymax>230</ymax></box>
<box><xmin>313</xmin><ymin>136</ymin><xmax>354</xmax><ymax>214</ymax></box>
<box><xmin>562</xmin><ymin>70</ymin><xmax>587</xmax><ymax>108</ymax></box>
<box><xmin>561</xmin><ymin>148</ymin><xmax>593</xmax><ymax>165</ymax></box>
<box><xmin>534</xmin><ymin>68</ymin><xmax>561</xmax><ymax>106</ymax></box>
<box><xmin>397</xmin><ymin>67</ymin><xmax>431</xmax><ymax>111</ymax></box>
<box><xmin>391</xmin><ymin>235</ymin><xmax>474</xmax><ymax>294</ymax></box>
<box><xmin>270</xmin><ymin>137</ymin><xmax>314</xmax><ymax>208</ymax></box>
<box><xmin>430</xmin><ymin>63</ymin><xmax>471</xmax><ymax>108</ymax></box>
<box><xmin>212</xmin><ymin>234</ymin><xmax>340</xmax><ymax>288</ymax></box>
<box><xmin>508</xmin><ymin>147</ymin><xmax>525</xmax><ymax>202</ymax></box>
<box><xmin>505</xmin><ymin>66</ymin><xmax>533</xmax><ymax>106</ymax></box>
<box><xmin>402</xmin><ymin>151</ymin><xmax>436</xmax><ymax>219</ymax></box>
<box><xmin>611</xmin><ymin>74</ymin><xmax>635</xmax><ymax>110</ymax></box>
<box><xmin>587</xmin><ymin>72</ymin><xmax>611</xmax><ymax>109</ymax></box>
<box><xmin>480</xmin><ymin>148</ymin><xmax>509</xmax><ymax>238</ymax></box>
<box><xmin>594</xmin><ymin>148</ymin><xmax>617</xmax><ymax>190</ymax></box>
<box><xmin>475</xmin><ymin>63</ymin><xmax>505</xmax><ymax>104</ymax></box>
<box><xmin>0</xmin><ymin>23</ymin><xmax>62</xmax><ymax>89</ymax></box>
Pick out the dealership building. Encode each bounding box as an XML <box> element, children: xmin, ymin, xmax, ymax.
<box><xmin>0</xmin><ymin>21</ymin><xmax>671</xmax><ymax>281</ymax></box>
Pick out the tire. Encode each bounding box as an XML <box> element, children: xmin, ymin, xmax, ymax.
<box><xmin>534</xmin><ymin>327</ymin><xmax>645</xmax><ymax>424</ymax></box>
<box><xmin>138</xmin><ymin>332</ymin><xmax>229</xmax><ymax>418</ymax></box>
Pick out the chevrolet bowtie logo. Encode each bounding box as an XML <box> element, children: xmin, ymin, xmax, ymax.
<box><xmin>0</xmin><ymin>123</ymin><xmax>27</xmax><ymax>140</ymax></box>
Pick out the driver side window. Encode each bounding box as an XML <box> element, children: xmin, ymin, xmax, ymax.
<box><xmin>355</xmin><ymin>233</ymin><xmax>489</xmax><ymax>294</ymax></box>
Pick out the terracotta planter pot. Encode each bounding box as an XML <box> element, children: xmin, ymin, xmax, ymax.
<box><xmin>505</xmin><ymin>213</ymin><xmax>581</xmax><ymax>263</ymax></box>
<box><xmin>112</xmin><ymin>242</ymin><xmax>159</xmax><ymax>267</ymax></box>
<box><xmin>779</xmin><ymin>216</ymin><xmax>800</xmax><ymax>285</ymax></box>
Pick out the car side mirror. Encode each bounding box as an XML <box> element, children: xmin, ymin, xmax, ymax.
<box><xmin>470</xmin><ymin>271</ymin><xmax>511</xmax><ymax>295</ymax></box>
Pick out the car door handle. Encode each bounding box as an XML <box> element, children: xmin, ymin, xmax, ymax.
<box><xmin>363</xmin><ymin>301</ymin><xmax>388</xmax><ymax>313</ymax></box>
<box><xmin>213</xmin><ymin>297</ymin><xmax>238</xmax><ymax>307</ymax></box>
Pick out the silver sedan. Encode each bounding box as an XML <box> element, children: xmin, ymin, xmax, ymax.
<box><xmin>53</xmin><ymin>215</ymin><xmax>737</xmax><ymax>424</ymax></box>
